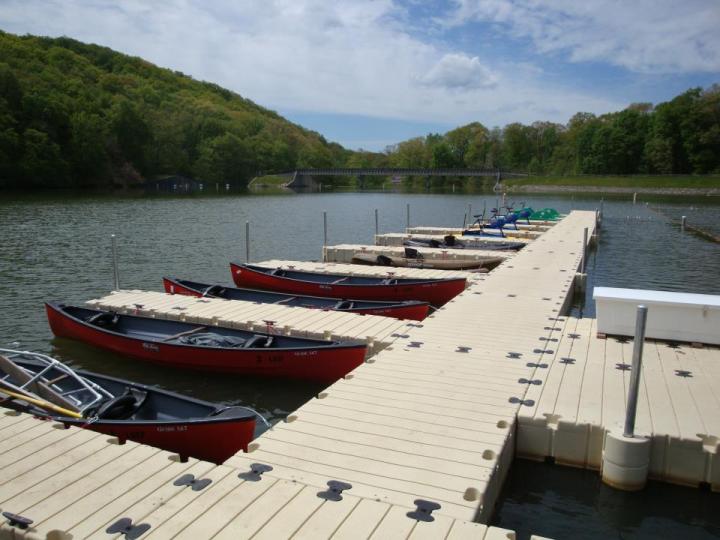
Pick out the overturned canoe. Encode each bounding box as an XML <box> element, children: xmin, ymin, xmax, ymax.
<box><xmin>350</xmin><ymin>250</ymin><xmax>503</xmax><ymax>271</ymax></box>
<box><xmin>163</xmin><ymin>277</ymin><xmax>430</xmax><ymax>321</ymax></box>
<box><xmin>230</xmin><ymin>262</ymin><xmax>466</xmax><ymax>306</ymax></box>
<box><xmin>0</xmin><ymin>349</ymin><xmax>257</xmax><ymax>464</ymax></box>
<box><xmin>403</xmin><ymin>236</ymin><xmax>524</xmax><ymax>251</ymax></box>
<box><xmin>46</xmin><ymin>302</ymin><xmax>367</xmax><ymax>382</ymax></box>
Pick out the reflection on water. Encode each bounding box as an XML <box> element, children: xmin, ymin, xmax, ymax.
<box><xmin>1</xmin><ymin>189</ymin><xmax>719</xmax><ymax>538</ymax></box>
<box><xmin>493</xmin><ymin>460</ymin><xmax>720</xmax><ymax>540</ymax></box>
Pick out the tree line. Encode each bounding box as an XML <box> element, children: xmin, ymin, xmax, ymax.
<box><xmin>377</xmin><ymin>89</ymin><xmax>719</xmax><ymax>177</ymax></box>
<box><xmin>0</xmin><ymin>30</ymin><xmax>717</xmax><ymax>190</ymax></box>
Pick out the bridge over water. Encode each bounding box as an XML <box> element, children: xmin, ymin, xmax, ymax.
<box><xmin>282</xmin><ymin>168</ymin><xmax>528</xmax><ymax>189</ymax></box>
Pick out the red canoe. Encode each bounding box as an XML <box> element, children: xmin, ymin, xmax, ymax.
<box><xmin>163</xmin><ymin>277</ymin><xmax>430</xmax><ymax>321</ymax></box>
<box><xmin>230</xmin><ymin>263</ymin><xmax>467</xmax><ymax>306</ymax></box>
<box><xmin>46</xmin><ymin>302</ymin><xmax>367</xmax><ymax>382</ymax></box>
<box><xmin>1</xmin><ymin>351</ymin><xmax>257</xmax><ymax>464</ymax></box>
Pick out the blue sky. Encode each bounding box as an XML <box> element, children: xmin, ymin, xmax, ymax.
<box><xmin>1</xmin><ymin>0</ymin><xmax>718</xmax><ymax>151</ymax></box>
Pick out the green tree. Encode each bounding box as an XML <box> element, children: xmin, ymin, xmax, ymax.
<box><xmin>19</xmin><ymin>128</ymin><xmax>68</xmax><ymax>186</ymax></box>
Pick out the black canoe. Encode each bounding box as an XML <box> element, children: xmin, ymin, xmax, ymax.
<box><xmin>163</xmin><ymin>277</ymin><xmax>430</xmax><ymax>321</ymax></box>
<box><xmin>46</xmin><ymin>302</ymin><xmax>367</xmax><ymax>382</ymax></box>
<box><xmin>0</xmin><ymin>349</ymin><xmax>258</xmax><ymax>464</ymax></box>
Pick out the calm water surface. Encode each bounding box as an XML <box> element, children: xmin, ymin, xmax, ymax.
<box><xmin>1</xmin><ymin>189</ymin><xmax>718</xmax><ymax>538</ymax></box>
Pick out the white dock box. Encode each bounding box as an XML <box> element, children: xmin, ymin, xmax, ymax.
<box><xmin>593</xmin><ymin>287</ymin><xmax>720</xmax><ymax>345</ymax></box>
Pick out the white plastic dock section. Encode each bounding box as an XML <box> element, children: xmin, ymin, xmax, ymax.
<box><xmin>594</xmin><ymin>287</ymin><xmax>720</xmax><ymax>345</ymax></box>
<box><xmin>517</xmin><ymin>316</ymin><xmax>720</xmax><ymax>489</ymax></box>
<box><xmin>86</xmin><ymin>290</ymin><xmax>413</xmax><ymax>356</ymax></box>
<box><xmin>408</xmin><ymin>226</ymin><xmax>543</xmax><ymax>240</ymax></box>
<box><xmin>231</xmin><ymin>211</ymin><xmax>596</xmax><ymax>524</ymax></box>
<box><xmin>0</xmin><ymin>410</ymin><xmax>525</xmax><ymax>540</ymax></box>
<box><xmin>375</xmin><ymin>233</ymin><xmax>530</xmax><ymax>248</ymax></box>
<box><xmin>323</xmin><ymin>244</ymin><xmax>514</xmax><ymax>264</ymax></box>
<box><xmin>254</xmin><ymin>259</ymin><xmax>485</xmax><ymax>284</ymax></box>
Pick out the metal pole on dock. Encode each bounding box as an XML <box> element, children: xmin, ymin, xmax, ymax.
<box><xmin>633</xmin><ymin>193</ymin><xmax>637</xmax><ymax>204</ymax></box>
<box><xmin>374</xmin><ymin>209</ymin><xmax>379</xmax><ymax>236</ymax></box>
<box><xmin>681</xmin><ymin>216</ymin><xmax>687</xmax><ymax>231</ymax></box>
<box><xmin>245</xmin><ymin>221</ymin><xmax>250</xmax><ymax>263</ymax></box>
<box><xmin>111</xmin><ymin>234</ymin><xmax>120</xmax><ymax>291</ymax></box>
<box><xmin>581</xmin><ymin>227</ymin><xmax>588</xmax><ymax>273</ymax></box>
<box><xmin>323</xmin><ymin>211</ymin><xmax>328</xmax><ymax>247</ymax></box>
<box><xmin>624</xmin><ymin>305</ymin><xmax>648</xmax><ymax>438</ymax></box>
<box><xmin>406</xmin><ymin>204</ymin><xmax>410</xmax><ymax>229</ymax></box>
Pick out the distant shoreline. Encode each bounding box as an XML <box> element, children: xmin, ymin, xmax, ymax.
<box><xmin>504</xmin><ymin>184</ymin><xmax>720</xmax><ymax>196</ymax></box>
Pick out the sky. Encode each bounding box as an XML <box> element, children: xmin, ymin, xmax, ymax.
<box><xmin>1</xmin><ymin>0</ymin><xmax>719</xmax><ymax>151</ymax></box>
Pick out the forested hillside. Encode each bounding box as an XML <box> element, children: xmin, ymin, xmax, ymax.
<box><xmin>0</xmin><ymin>30</ymin><xmax>717</xmax><ymax>190</ymax></box>
<box><xmin>0</xmin><ymin>31</ymin><xmax>349</xmax><ymax>189</ymax></box>
<box><xmin>382</xmin><ymin>88</ymin><xmax>720</xmax><ymax>176</ymax></box>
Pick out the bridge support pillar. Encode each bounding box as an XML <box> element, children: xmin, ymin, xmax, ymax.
<box><xmin>425</xmin><ymin>176</ymin><xmax>432</xmax><ymax>190</ymax></box>
<box><xmin>358</xmin><ymin>175</ymin><xmax>365</xmax><ymax>189</ymax></box>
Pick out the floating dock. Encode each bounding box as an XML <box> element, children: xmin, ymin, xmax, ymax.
<box><xmin>322</xmin><ymin>244</ymin><xmax>514</xmax><ymax>265</ymax></box>
<box><xmin>3</xmin><ymin>208</ymin><xmax>718</xmax><ymax>539</ymax></box>
<box><xmin>518</xmin><ymin>316</ymin><xmax>720</xmax><ymax>488</ymax></box>
<box><xmin>0</xmin><ymin>409</ymin><xmax>521</xmax><ymax>539</ymax></box>
<box><xmin>374</xmin><ymin>233</ymin><xmax>530</xmax><ymax>248</ymax></box>
<box><xmin>251</xmin><ymin>259</ymin><xmax>485</xmax><ymax>284</ymax></box>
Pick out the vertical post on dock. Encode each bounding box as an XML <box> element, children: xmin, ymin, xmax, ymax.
<box><xmin>245</xmin><ymin>221</ymin><xmax>250</xmax><ymax>263</ymax></box>
<box><xmin>111</xmin><ymin>234</ymin><xmax>120</xmax><ymax>291</ymax></box>
<box><xmin>374</xmin><ymin>209</ymin><xmax>379</xmax><ymax>236</ymax></box>
<box><xmin>633</xmin><ymin>192</ymin><xmax>637</xmax><ymax>204</ymax></box>
<box><xmin>581</xmin><ymin>227</ymin><xmax>588</xmax><ymax>273</ymax></box>
<box><xmin>323</xmin><ymin>211</ymin><xmax>328</xmax><ymax>247</ymax></box>
<box><xmin>406</xmin><ymin>203</ymin><xmax>410</xmax><ymax>229</ymax></box>
<box><xmin>624</xmin><ymin>305</ymin><xmax>648</xmax><ymax>438</ymax></box>
<box><xmin>681</xmin><ymin>215</ymin><xmax>687</xmax><ymax>231</ymax></box>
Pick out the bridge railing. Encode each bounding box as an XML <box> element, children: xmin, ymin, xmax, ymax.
<box><xmin>286</xmin><ymin>168</ymin><xmax>527</xmax><ymax>177</ymax></box>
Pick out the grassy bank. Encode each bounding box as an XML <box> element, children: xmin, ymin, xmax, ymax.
<box><xmin>248</xmin><ymin>175</ymin><xmax>291</xmax><ymax>187</ymax></box>
<box><xmin>505</xmin><ymin>175</ymin><xmax>720</xmax><ymax>189</ymax></box>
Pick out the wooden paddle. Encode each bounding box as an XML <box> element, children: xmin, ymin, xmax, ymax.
<box><xmin>0</xmin><ymin>384</ymin><xmax>83</xmax><ymax>418</ymax></box>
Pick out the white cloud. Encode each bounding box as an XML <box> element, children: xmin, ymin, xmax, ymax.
<box><xmin>0</xmin><ymin>0</ymin><xmax>626</xmax><ymax>131</ymax></box>
<box><xmin>419</xmin><ymin>53</ymin><xmax>498</xmax><ymax>89</ymax></box>
<box><xmin>446</xmin><ymin>0</ymin><xmax>720</xmax><ymax>73</ymax></box>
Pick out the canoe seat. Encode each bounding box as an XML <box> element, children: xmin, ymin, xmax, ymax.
<box><xmin>333</xmin><ymin>300</ymin><xmax>354</xmax><ymax>310</ymax></box>
<box><xmin>87</xmin><ymin>388</ymin><xmax>147</xmax><ymax>420</ymax></box>
<box><xmin>269</xmin><ymin>268</ymin><xmax>285</xmax><ymax>276</ymax></box>
<box><xmin>404</xmin><ymin>247</ymin><xmax>420</xmax><ymax>259</ymax></box>
<box><xmin>202</xmin><ymin>285</ymin><xmax>227</xmax><ymax>298</ymax></box>
<box><xmin>243</xmin><ymin>335</ymin><xmax>275</xmax><ymax>349</ymax></box>
<box><xmin>381</xmin><ymin>278</ymin><xmax>398</xmax><ymax>285</ymax></box>
<box><xmin>86</xmin><ymin>311</ymin><xmax>119</xmax><ymax>327</ymax></box>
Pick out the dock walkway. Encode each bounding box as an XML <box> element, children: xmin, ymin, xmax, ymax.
<box><xmin>0</xmin><ymin>410</ymin><xmax>520</xmax><ymax>539</ymax></box>
<box><xmin>228</xmin><ymin>211</ymin><xmax>596</xmax><ymax>523</ymax></box>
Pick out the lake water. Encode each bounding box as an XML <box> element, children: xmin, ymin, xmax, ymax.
<box><xmin>1</xmin><ymin>189</ymin><xmax>719</xmax><ymax>538</ymax></box>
